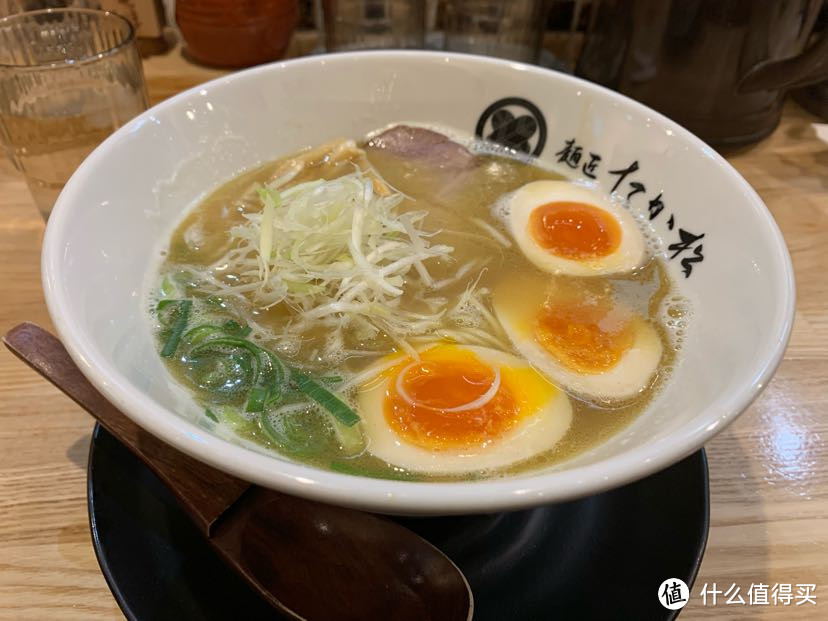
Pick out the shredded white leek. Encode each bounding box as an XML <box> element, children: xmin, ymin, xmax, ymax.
<box><xmin>256</xmin><ymin>187</ymin><xmax>278</xmax><ymax>281</ymax></box>
<box><xmin>187</xmin><ymin>169</ymin><xmax>496</xmax><ymax>357</ymax></box>
<box><xmin>471</xmin><ymin>217</ymin><xmax>512</xmax><ymax>248</ymax></box>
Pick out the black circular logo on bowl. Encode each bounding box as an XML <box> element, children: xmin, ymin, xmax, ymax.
<box><xmin>475</xmin><ymin>97</ymin><xmax>547</xmax><ymax>157</ymax></box>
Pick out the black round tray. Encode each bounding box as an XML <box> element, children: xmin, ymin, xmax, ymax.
<box><xmin>88</xmin><ymin>424</ymin><xmax>708</xmax><ymax>620</ymax></box>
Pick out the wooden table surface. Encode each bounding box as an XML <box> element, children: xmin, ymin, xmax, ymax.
<box><xmin>1</xmin><ymin>44</ymin><xmax>826</xmax><ymax>620</ymax></box>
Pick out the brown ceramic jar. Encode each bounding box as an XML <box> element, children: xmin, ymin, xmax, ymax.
<box><xmin>176</xmin><ymin>0</ymin><xmax>299</xmax><ymax>68</ymax></box>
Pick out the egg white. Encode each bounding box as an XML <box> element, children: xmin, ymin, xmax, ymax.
<box><xmin>356</xmin><ymin>345</ymin><xmax>572</xmax><ymax>474</ymax></box>
<box><xmin>500</xmin><ymin>180</ymin><xmax>646</xmax><ymax>276</ymax></box>
<box><xmin>493</xmin><ymin>290</ymin><xmax>663</xmax><ymax>403</ymax></box>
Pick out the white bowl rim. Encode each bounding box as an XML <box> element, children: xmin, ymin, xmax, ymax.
<box><xmin>42</xmin><ymin>50</ymin><xmax>795</xmax><ymax>514</ymax></box>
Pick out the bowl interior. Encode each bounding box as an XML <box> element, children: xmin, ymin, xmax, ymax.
<box><xmin>43</xmin><ymin>52</ymin><xmax>793</xmax><ymax>513</ymax></box>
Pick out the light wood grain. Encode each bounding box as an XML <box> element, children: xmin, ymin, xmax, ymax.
<box><xmin>1</xmin><ymin>42</ymin><xmax>826</xmax><ymax>620</ymax></box>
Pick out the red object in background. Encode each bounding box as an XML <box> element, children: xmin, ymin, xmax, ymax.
<box><xmin>176</xmin><ymin>0</ymin><xmax>299</xmax><ymax>68</ymax></box>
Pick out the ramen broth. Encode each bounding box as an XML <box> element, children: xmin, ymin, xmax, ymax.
<box><xmin>152</xmin><ymin>127</ymin><xmax>679</xmax><ymax>481</ymax></box>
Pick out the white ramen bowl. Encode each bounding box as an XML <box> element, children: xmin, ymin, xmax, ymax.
<box><xmin>42</xmin><ymin>51</ymin><xmax>794</xmax><ymax>515</ymax></box>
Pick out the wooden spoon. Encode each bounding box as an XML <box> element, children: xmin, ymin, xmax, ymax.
<box><xmin>4</xmin><ymin>323</ymin><xmax>473</xmax><ymax>621</ymax></box>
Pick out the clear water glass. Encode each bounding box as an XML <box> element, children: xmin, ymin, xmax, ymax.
<box><xmin>443</xmin><ymin>0</ymin><xmax>546</xmax><ymax>63</ymax></box>
<box><xmin>0</xmin><ymin>1</ymin><xmax>101</xmax><ymax>16</ymax></box>
<box><xmin>322</xmin><ymin>0</ymin><xmax>425</xmax><ymax>51</ymax></box>
<box><xmin>0</xmin><ymin>8</ymin><xmax>148</xmax><ymax>218</ymax></box>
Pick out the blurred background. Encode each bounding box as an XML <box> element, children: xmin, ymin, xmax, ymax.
<box><xmin>1</xmin><ymin>0</ymin><xmax>826</xmax><ymax>218</ymax></box>
<box><xmin>2</xmin><ymin>1</ymin><xmax>826</xmax><ymax>139</ymax></box>
<box><xmin>0</xmin><ymin>1</ymin><xmax>596</xmax><ymax>68</ymax></box>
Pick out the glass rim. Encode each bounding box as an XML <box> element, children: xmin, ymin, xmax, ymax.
<box><xmin>0</xmin><ymin>8</ymin><xmax>136</xmax><ymax>71</ymax></box>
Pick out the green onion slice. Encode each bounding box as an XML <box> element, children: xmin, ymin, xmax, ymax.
<box><xmin>245</xmin><ymin>386</ymin><xmax>270</xmax><ymax>413</ymax></box>
<box><xmin>291</xmin><ymin>371</ymin><xmax>359</xmax><ymax>427</ymax></box>
<box><xmin>160</xmin><ymin>300</ymin><xmax>192</xmax><ymax>358</ymax></box>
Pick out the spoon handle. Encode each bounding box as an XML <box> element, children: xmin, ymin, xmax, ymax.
<box><xmin>3</xmin><ymin>323</ymin><xmax>250</xmax><ymax>536</ymax></box>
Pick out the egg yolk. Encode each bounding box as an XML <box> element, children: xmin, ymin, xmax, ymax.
<box><xmin>529</xmin><ymin>201</ymin><xmax>622</xmax><ymax>260</ymax></box>
<box><xmin>383</xmin><ymin>351</ymin><xmax>522</xmax><ymax>450</ymax></box>
<box><xmin>535</xmin><ymin>301</ymin><xmax>636</xmax><ymax>373</ymax></box>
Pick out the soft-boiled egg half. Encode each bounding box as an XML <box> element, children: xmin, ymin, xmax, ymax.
<box><xmin>498</xmin><ymin>180</ymin><xmax>646</xmax><ymax>276</ymax></box>
<box><xmin>493</xmin><ymin>277</ymin><xmax>663</xmax><ymax>403</ymax></box>
<box><xmin>357</xmin><ymin>343</ymin><xmax>572</xmax><ymax>474</ymax></box>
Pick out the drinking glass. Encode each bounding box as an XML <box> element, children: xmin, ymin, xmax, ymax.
<box><xmin>322</xmin><ymin>0</ymin><xmax>425</xmax><ymax>51</ymax></box>
<box><xmin>0</xmin><ymin>8</ymin><xmax>148</xmax><ymax>218</ymax></box>
<box><xmin>0</xmin><ymin>1</ymin><xmax>100</xmax><ymax>15</ymax></box>
<box><xmin>443</xmin><ymin>0</ymin><xmax>547</xmax><ymax>63</ymax></box>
